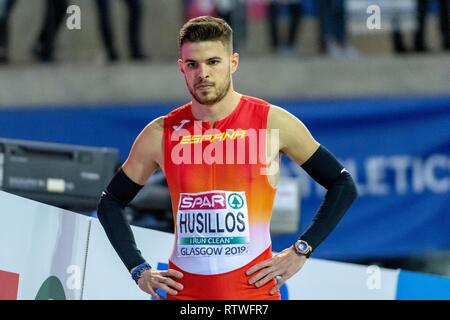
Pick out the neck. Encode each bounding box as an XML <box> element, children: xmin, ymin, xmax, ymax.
<box><xmin>191</xmin><ymin>89</ymin><xmax>242</xmax><ymax>126</ymax></box>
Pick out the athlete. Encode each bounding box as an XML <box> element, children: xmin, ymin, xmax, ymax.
<box><xmin>97</xmin><ymin>16</ymin><xmax>358</xmax><ymax>300</ymax></box>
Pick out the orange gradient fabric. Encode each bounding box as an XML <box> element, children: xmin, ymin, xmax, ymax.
<box><xmin>163</xmin><ymin>96</ymin><xmax>280</xmax><ymax>300</ymax></box>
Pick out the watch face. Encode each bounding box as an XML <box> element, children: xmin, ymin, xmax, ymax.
<box><xmin>298</xmin><ymin>242</ymin><xmax>307</xmax><ymax>251</ymax></box>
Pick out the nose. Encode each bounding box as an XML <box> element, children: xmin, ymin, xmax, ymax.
<box><xmin>197</xmin><ymin>63</ymin><xmax>210</xmax><ymax>79</ymax></box>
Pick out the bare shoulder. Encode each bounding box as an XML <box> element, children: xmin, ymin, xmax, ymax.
<box><xmin>122</xmin><ymin>116</ymin><xmax>165</xmax><ymax>185</ymax></box>
<box><xmin>267</xmin><ymin>104</ymin><xmax>298</xmax><ymax>129</ymax></box>
<box><xmin>143</xmin><ymin>116</ymin><xmax>164</xmax><ymax>137</ymax></box>
<box><xmin>267</xmin><ymin>104</ymin><xmax>319</xmax><ymax>164</ymax></box>
<box><xmin>267</xmin><ymin>103</ymin><xmax>311</xmax><ymax>144</ymax></box>
<box><xmin>267</xmin><ymin>104</ymin><xmax>291</xmax><ymax>118</ymax></box>
<box><xmin>135</xmin><ymin>116</ymin><xmax>165</xmax><ymax>159</ymax></box>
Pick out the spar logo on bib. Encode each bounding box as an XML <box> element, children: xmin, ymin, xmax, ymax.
<box><xmin>228</xmin><ymin>193</ymin><xmax>244</xmax><ymax>209</ymax></box>
<box><xmin>180</xmin><ymin>192</ymin><xmax>227</xmax><ymax>210</ymax></box>
<box><xmin>176</xmin><ymin>190</ymin><xmax>250</xmax><ymax>258</ymax></box>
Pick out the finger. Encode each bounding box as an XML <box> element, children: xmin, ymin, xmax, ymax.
<box><xmin>249</xmin><ymin>266</ymin><xmax>273</xmax><ymax>285</ymax></box>
<box><xmin>151</xmin><ymin>292</ymin><xmax>164</xmax><ymax>300</ymax></box>
<box><xmin>246</xmin><ymin>259</ymin><xmax>273</xmax><ymax>276</ymax></box>
<box><xmin>270</xmin><ymin>277</ymin><xmax>285</xmax><ymax>295</ymax></box>
<box><xmin>163</xmin><ymin>269</ymin><xmax>184</xmax><ymax>279</ymax></box>
<box><xmin>255</xmin><ymin>271</ymin><xmax>278</xmax><ymax>288</ymax></box>
<box><xmin>164</xmin><ymin>277</ymin><xmax>184</xmax><ymax>291</ymax></box>
<box><xmin>157</xmin><ymin>283</ymin><xmax>178</xmax><ymax>296</ymax></box>
<box><xmin>147</xmin><ymin>284</ymin><xmax>164</xmax><ymax>300</ymax></box>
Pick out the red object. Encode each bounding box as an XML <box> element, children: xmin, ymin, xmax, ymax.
<box><xmin>247</xmin><ymin>0</ymin><xmax>268</xmax><ymax>21</ymax></box>
<box><xmin>163</xmin><ymin>96</ymin><xmax>281</xmax><ymax>300</ymax></box>
<box><xmin>168</xmin><ymin>246</ymin><xmax>281</xmax><ymax>300</ymax></box>
<box><xmin>185</xmin><ymin>0</ymin><xmax>218</xmax><ymax>19</ymax></box>
<box><xmin>0</xmin><ymin>270</ymin><xmax>20</xmax><ymax>300</ymax></box>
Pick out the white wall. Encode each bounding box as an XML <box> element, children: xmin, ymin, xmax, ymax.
<box><xmin>0</xmin><ymin>190</ymin><xmax>398</xmax><ymax>300</ymax></box>
<box><xmin>82</xmin><ymin>220</ymin><xmax>174</xmax><ymax>300</ymax></box>
<box><xmin>0</xmin><ymin>191</ymin><xmax>90</xmax><ymax>300</ymax></box>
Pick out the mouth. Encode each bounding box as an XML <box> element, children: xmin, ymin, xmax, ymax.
<box><xmin>196</xmin><ymin>83</ymin><xmax>214</xmax><ymax>89</ymax></box>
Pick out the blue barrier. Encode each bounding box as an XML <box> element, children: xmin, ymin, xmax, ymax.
<box><xmin>396</xmin><ymin>270</ymin><xmax>450</xmax><ymax>300</ymax></box>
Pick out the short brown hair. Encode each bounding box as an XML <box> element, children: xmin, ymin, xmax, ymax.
<box><xmin>178</xmin><ymin>16</ymin><xmax>233</xmax><ymax>53</ymax></box>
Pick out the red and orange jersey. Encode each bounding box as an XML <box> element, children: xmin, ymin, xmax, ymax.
<box><xmin>163</xmin><ymin>96</ymin><xmax>280</xmax><ymax>300</ymax></box>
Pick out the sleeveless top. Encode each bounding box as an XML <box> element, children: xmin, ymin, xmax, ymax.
<box><xmin>163</xmin><ymin>95</ymin><xmax>280</xmax><ymax>300</ymax></box>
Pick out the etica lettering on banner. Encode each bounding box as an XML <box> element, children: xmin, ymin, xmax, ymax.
<box><xmin>176</xmin><ymin>191</ymin><xmax>250</xmax><ymax>258</ymax></box>
<box><xmin>287</xmin><ymin>153</ymin><xmax>450</xmax><ymax>199</ymax></box>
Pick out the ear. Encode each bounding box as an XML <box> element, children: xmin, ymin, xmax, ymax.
<box><xmin>178</xmin><ymin>58</ymin><xmax>185</xmax><ymax>75</ymax></box>
<box><xmin>230</xmin><ymin>53</ymin><xmax>239</xmax><ymax>74</ymax></box>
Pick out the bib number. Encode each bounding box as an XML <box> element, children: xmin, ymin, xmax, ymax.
<box><xmin>176</xmin><ymin>191</ymin><xmax>250</xmax><ymax>258</ymax></box>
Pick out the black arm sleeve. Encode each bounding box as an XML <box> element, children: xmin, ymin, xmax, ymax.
<box><xmin>97</xmin><ymin>168</ymin><xmax>147</xmax><ymax>272</ymax></box>
<box><xmin>298</xmin><ymin>145</ymin><xmax>358</xmax><ymax>253</ymax></box>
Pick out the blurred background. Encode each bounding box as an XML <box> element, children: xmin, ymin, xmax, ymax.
<box><xmin>0</xmin><ymin>0</ymin><xmax>449</xmax><ymax>278</ymax></box>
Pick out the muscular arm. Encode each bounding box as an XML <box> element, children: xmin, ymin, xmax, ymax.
<box><xmin>121</xmin><ymin>117</ymin><xmax>164</xmax><ymax>185</ymax></box>
<box><xmin>269</xmin><ymin>105</ymin><xmax>358</xmax><ymax>253</ymax></box>
<box><xmin>97</xmin><ymin>117</ymin><xmax>164</xmax><ymax>271</ymax></box>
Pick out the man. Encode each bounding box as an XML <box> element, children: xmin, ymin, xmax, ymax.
<box><xmin>267</xmin><ymin>0</ymin><xmax>303</xmax><ymax>56</ymax></box>
<box><xmin>0</xmin><ymin>0</ymin><xmax>67</xmax><ymax>63</ymax></box>
<box><xmin>95</xmin><ymin>0</ymin><xmax>147</xmax><ymax>62</ymax></box>
<box><xmin>0</xmin><ymin>0</ymin><xmax>15</xmax><ymax>63</ymax></box>
<box><xmin>413</xmin><ymin>0</ymin><xmax>450</xmax><ymax>52</ymax></box>
<box><xmin>32</xmin><ymin>0</ymin><xmax>68</xmax><ymax>62</ymax></box>
<box><xmin>97</xmin><ymin>16</ymin><xmax>358</xmax><ymax>300</ymax></box>
<box><xmin>392</xmin><ymin>0</ymin><xmax>450</xmax><ymax>54</ymax></box>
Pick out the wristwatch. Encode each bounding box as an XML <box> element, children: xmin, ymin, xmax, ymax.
<box><xmin>293</xmin><ymin>240</ymin><xmax>313</xmax><ymax>258</ymax></box>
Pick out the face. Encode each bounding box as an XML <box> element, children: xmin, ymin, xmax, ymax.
<box><xmin>178</xmin><ymin>41</ymin><xmax>239</xmax><ymax>105</ymax></box>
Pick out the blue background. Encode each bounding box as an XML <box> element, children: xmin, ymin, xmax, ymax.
<box><xmin>1</xmin><ymin>95</ymin><xmax>449</xmax><ymax>260</ymax></box>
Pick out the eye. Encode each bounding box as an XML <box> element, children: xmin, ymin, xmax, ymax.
<box><xmin>208</xmin><ymin>60</ymin><xmax>220</xmax><ymax>65</ymax></box>
<box><xmin>186</xmin><ymin>62</ymin><xmax>197</xmax><ymax>69</ymax></box>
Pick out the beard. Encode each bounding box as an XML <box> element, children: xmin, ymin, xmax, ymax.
<box><xmin>187</xmin><ymin>71</ymin><xmax>231</xmax><ymax>105</ymax></box>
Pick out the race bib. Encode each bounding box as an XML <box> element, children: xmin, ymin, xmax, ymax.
<box><xmin>176</xmin><ymin>190</ymin><xmax>250</xmax><ymax>258</ymax></box>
